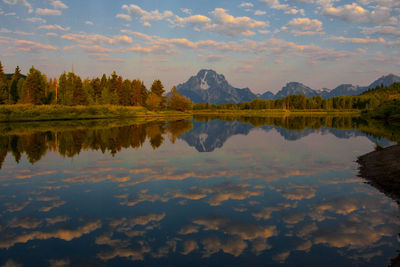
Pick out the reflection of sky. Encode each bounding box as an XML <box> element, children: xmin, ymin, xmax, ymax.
<box><xmin>0</xmin><ymin>123</ymin><xmax>399</xmax><ymax>266</ymax></box>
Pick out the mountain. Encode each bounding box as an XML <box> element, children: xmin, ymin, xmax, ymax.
<box><xmin>323</xmin><ymin>74</ymin><xmax>400</xmax><ymax>98</ymax></box>
<box><xmin>177</xmin><ymin>70</ymin><xmax>400</xmax><ymax>103</ymax></box>
<box><xmin>367</xmin><ymin>74</ymin><xmax>400</xmax><ymax>89</ymax></box>
<box><xmin>179</xmin><ymin>120</ymin><xmax>395</xmax><ymax>152</ymax></box>
<box><xmin>259</xmin><ymin>91</ymin><xmax>275</xmax><ymax>100</ymax></box>
<box><xmin>327</xmin><ymin>84</ymin><xmax>364</xmax><ymax>97</ymax></box>
<box><xmin>176</xmin><ymin>69</ymin><xmax>257</xmax><ymax>104</ymax></box>
<box><xmin>275</xmin><ymin>82</ymin><xmax>318</xmax><ymax>99</ymax></box>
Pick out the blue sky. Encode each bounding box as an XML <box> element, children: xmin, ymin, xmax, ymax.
<box><xmin>0</xmin><ymin>0</ymin><xmax>399</xmax><ymax>93</ymax></box>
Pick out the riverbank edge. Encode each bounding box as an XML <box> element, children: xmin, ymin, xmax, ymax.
<box><xmin>0</xmin><ymin>105</ymin><xmax>363</xmax><ymax>122</ymax></box>
<box><xmin>357</xmin><ymin>144</ymin><xmax>400</xmax><ymax>203</ymax></box>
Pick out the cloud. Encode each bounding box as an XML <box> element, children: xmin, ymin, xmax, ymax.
<box><xmin>172</xmin><ymin>14</ymin><xmax>211</xmax><ymax>29</ymax></box>
<box><xmin>180</xmin><ymin>8</ymin><xmax>192</xmax><ymax>15</ymax></box>
<box><xmin>178</xmin><ymin>224</ymin><xmax>199</xmax><ymax>235</ymax></box>
<box><xmin>61</xmin><ymin>33</ymin><xmax>132</xmax><ymax>45</ymax></box>
<box><xmin>8</xmin><ymin>216</ymin><xmax>43</xmax><ymax>229</ymax></box>
<box><xmin>261</xmin><ymin>0</ymin><xmax>305</xmax><ymax>15</ymax></box>
<box><xmin>38</xmin><ymin>24</ymin><xmax>70</xmax><ymax>31</ymax></box>
<box><xmin>272</xmin><ymin>184</ymin><xmax>316</xmax><ymax>200</ymax></box>
<box><xmin>39</xmin><ymin>200</ymin><xmax>66</xmax><ymax>212</ymax></box>
<box><xmin>361</xmin><ymin>26</ymin><xmax>400</xmax><ymax>37</ymax></box>
<box><xmin>3</xmin><ymin>0</ymin><xmax>32</xmax><ymax>13</ymax></box>
<box><xmin>254</xmin><ymin>10</ymin><xmax>267</xmax><ymax>15</ymax></box>
<box><xmin>193</xmin><ymin>215</ymin><xmax>277</xmax><ymax>241</ymax></box>
<box><xmin>26</xmin><ymin>17</ymin><xmax>46</xmax><ymax>23</ymax></box>
<box><xmin>207</xmin><ymin>8</ymin><xmax>269</xmax><ymax>37</ymax></box>
<box><xmin>0</xmin><ymin>221</ymin><xmax>101</xmax><ymax>249</ymax></box>
<box><xmin>48</xmin><ymin>0</ymin><xmax>67</xmax><ymax>9</ymax></box>
<box><xmin>239</xmin><ymin>2</ymin><xmax>254</xmax><ymax>8</ymax></box>
<box><xmin>120</xmin><ymin>4</ymin><xmax>174</xmax><ymax>26</ymax></box>
<box><xmin>36</xmin><ymin>8</ymin><xmax>61</xmax><ymax>16</ymax></box>
<box><xmin>326</xmin><ymin>36</ymin><xmax>385</xmax><ymax>44</ymax></box>
<box><xmin>85</xmin><ymin>21</ymin><xmax>93</xmax><ymax>25</ymax></box>
<box><xmin>116</xmin><ymin>14</ymin><xmax>131</xmax><ymax>21</ymax></box>
<box><xmin>281</xmin><ymin>17</ymin><xmax>324</xmax><ymax>35</ymax></box>
<box><xmin>202</xmin><ymin>236</ymin><xmax>248</xmax><ymax>257</ymax></box>
<box><xmin>48</xmin><ymin>258</ymin><xmax>70</xmax><ymax>267</ymax></box>
<box><xmin>12</xmin><ymin>39</ymin><xmax>58</xmax><ymax>52</ymax></box>
<box><xmin>318</xmin><ymin>1</ymin><xmax>398</xmax><ymax>24</ymax></box>
<box><xmin>181</xmin><ymin>240</ymin><xmax>199</xmax><ymax>255</ymax></box>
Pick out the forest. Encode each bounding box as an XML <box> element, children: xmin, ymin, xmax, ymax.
<box><xmin>0</xmin><ymin>61</ymin><xmax>193</xmax><ymax>112</ymax></box>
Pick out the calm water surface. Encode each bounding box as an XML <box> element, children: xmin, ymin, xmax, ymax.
<box><xmin>0</xmin><ymin>117</ymin><xmax>399</xmax><ymax>266</ymax></box>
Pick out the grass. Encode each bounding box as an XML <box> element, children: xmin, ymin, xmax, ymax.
<box><xmin>0</xmin><ymin>104</ymin><xmax>192</xmax><ymax>122</ymax></box>
<box><xmin>192</xmin><ymin>109</ymin><xmax>361</xmax><ymax>116</ymax></box>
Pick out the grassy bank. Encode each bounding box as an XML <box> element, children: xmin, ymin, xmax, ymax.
<box><xmin>193</xmin><ymin>109</ymin><xmax>362</xmax><ymax>116</ymax></box>
<box><xmin>0</xmin><ymin>105</ymin><xmax>364</xmax><ymax>122</ymax></box>
<box><xmin>0</xmin><ymin>105</ymin><xmax>192</xmax><ymax>122</ymax></box>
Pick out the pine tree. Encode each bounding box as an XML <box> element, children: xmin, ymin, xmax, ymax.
<box><xmin>0</xmin><ymin>61</ymin><xmax>7</xmax><ymax>83</ymax></box>
<box><xmin>120</xmin><ymin>79</ymin><xmax>132</xmax><ymax>106</ymax></box>
<box><xmin>150</xmin><ymin>79</ymin><xmax>165</xmax><ymax>108</ymax></box>
<box><xmin>58</xmin><ymin>72</ymin><xmax>67</xmax><ymax>104</ymax></box>
<box><xmin>23</xmin><ymin>66</ymin><xmax>46</xmax><ymax>104</ymax></box>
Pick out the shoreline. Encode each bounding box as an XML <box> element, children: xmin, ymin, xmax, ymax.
<box><xmin>0</xmin><ymin>105</ymin><xmax>362</xmax><ymax>123</ymax></box>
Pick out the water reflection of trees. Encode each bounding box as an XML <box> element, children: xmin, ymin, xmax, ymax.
<box><xmin>0</xmin><ymin>120</ymin><xmax>193</xmax><ymax>168</ymax></box>
<box><xmin>194</xmin><ymin>115</ymin><xmax>400</xmax><ymax>142</ymax></box>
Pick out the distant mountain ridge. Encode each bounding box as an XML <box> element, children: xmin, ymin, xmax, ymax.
<box><xmin>176</xmin><ymin>70</ymin><xmax>400</xmax><ymax>104</ymax></box>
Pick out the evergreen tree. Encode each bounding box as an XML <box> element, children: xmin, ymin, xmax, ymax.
<box><xmin>150</xmin><ymin>79</ymin><xmax>165</xmax><ymax>108</ymax></box>
<box><xmin>73</xmin><ymin>76</ymin><xmax>87</xmax><ymax>105</ymax></box>
<box><xmin>150</xmin><ymin>79</ymin><xmax>165</xmax><ymax>97</ymax></box>
<box><xmin>0</xmin><ymin>61</ymin><xmax>7</xmax><ymax>83</ymax></box>
<box><xmin>9</xmin><ymin>78</ymin><xmax>19</xmax><ymax>104</ymax></box>
<box><xmin>23</xmin><ymin>66</ymin><xmax>46</xmax><ymax>104</ymax></box>
<box><xmin>90</xmin><ymin>78</ymin><xmax>101</xmax><ymax>103</ymax></box>
<box><xmin>120</xmin><ymin>79</ymin><xmax>132</xmax><ymax>106</ymax></box>
<box><xmin>132</xmin><ymin>79</ymin><xmax>148</xmax><ymax>106</ymax></box>
<box><xmin>58</xmin><ymin>72</ymin><xmax>67</xmax><ymax>104</ymax></box>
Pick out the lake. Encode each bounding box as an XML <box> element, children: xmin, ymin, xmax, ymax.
<box><xmin>0</xmin><ymin>116</ymin><xmax>399</xmax><ymax>266</ymax></box>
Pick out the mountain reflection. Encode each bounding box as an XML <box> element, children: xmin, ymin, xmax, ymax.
<box><xmin>0</xmin><ymin>115</ymin><xmax>398</xmax><ymax>167</ymax></box>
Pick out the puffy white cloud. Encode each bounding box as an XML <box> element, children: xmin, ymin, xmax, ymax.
<box><xmin>318</xmin><ymin>1</ymin><xmax>398</xmax><ymax>24</ymax></box>
<box><xmin>36</xmin><ymin>8</ymin><xmax>61</xmax><ymax>16</ymax></box>
<box><xmin>207</xmin><ymin>8</ymin><xmax>269</xmax><ymax>37</ymax></box>
<box><xmin>85</xmin><ymin>21</ymin><xmax>93</xmax><ymax>26</ymax></box>
<box><xmin>3</xmin><ymin>0</ymin><xmax>32</xmax><ymax>13</ymax></box>
<box><xmin>116</xmin><ymin>14</ymin><xmax>131</xmax><ymax>21</ymax></box>
<box><xmin>48</xmin><ymin>0</ymin><xmax>67</xmax><ymax>9</ymax></box>
<box><xmin>261</xmin><ymin>0</ymin><xmax>305</xmax><ymax>15</ymax></box>
<box><xmin>120</xmin><ymin>4</ymin><xmax>174</xmax><ymax>26</ymax></box>
<box><xmin>281</xmin><ymin>17</ymin><xmax>324</xmax><ymax>35</ymax></box>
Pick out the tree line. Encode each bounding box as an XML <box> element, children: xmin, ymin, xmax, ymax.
<box><xmin>1</xmin><ymin>61</ymin><xmax>398</xmax><ymax>112</ymax></box>
<box><xmin>0</xmin><ymin>61</ymin><xmax>193</xmax><ymax>111</ymax></box>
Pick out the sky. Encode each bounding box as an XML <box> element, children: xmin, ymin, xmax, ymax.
<box><xmin>0</xmin><ymin>0</ymin><xmax>399</xmax><ymax>93</ymax></box>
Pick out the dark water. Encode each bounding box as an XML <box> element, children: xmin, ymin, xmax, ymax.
<box><xmin>0</xmin><ymin>116</ymin><xmax>399</xmax><ymax>266</ymax></box>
